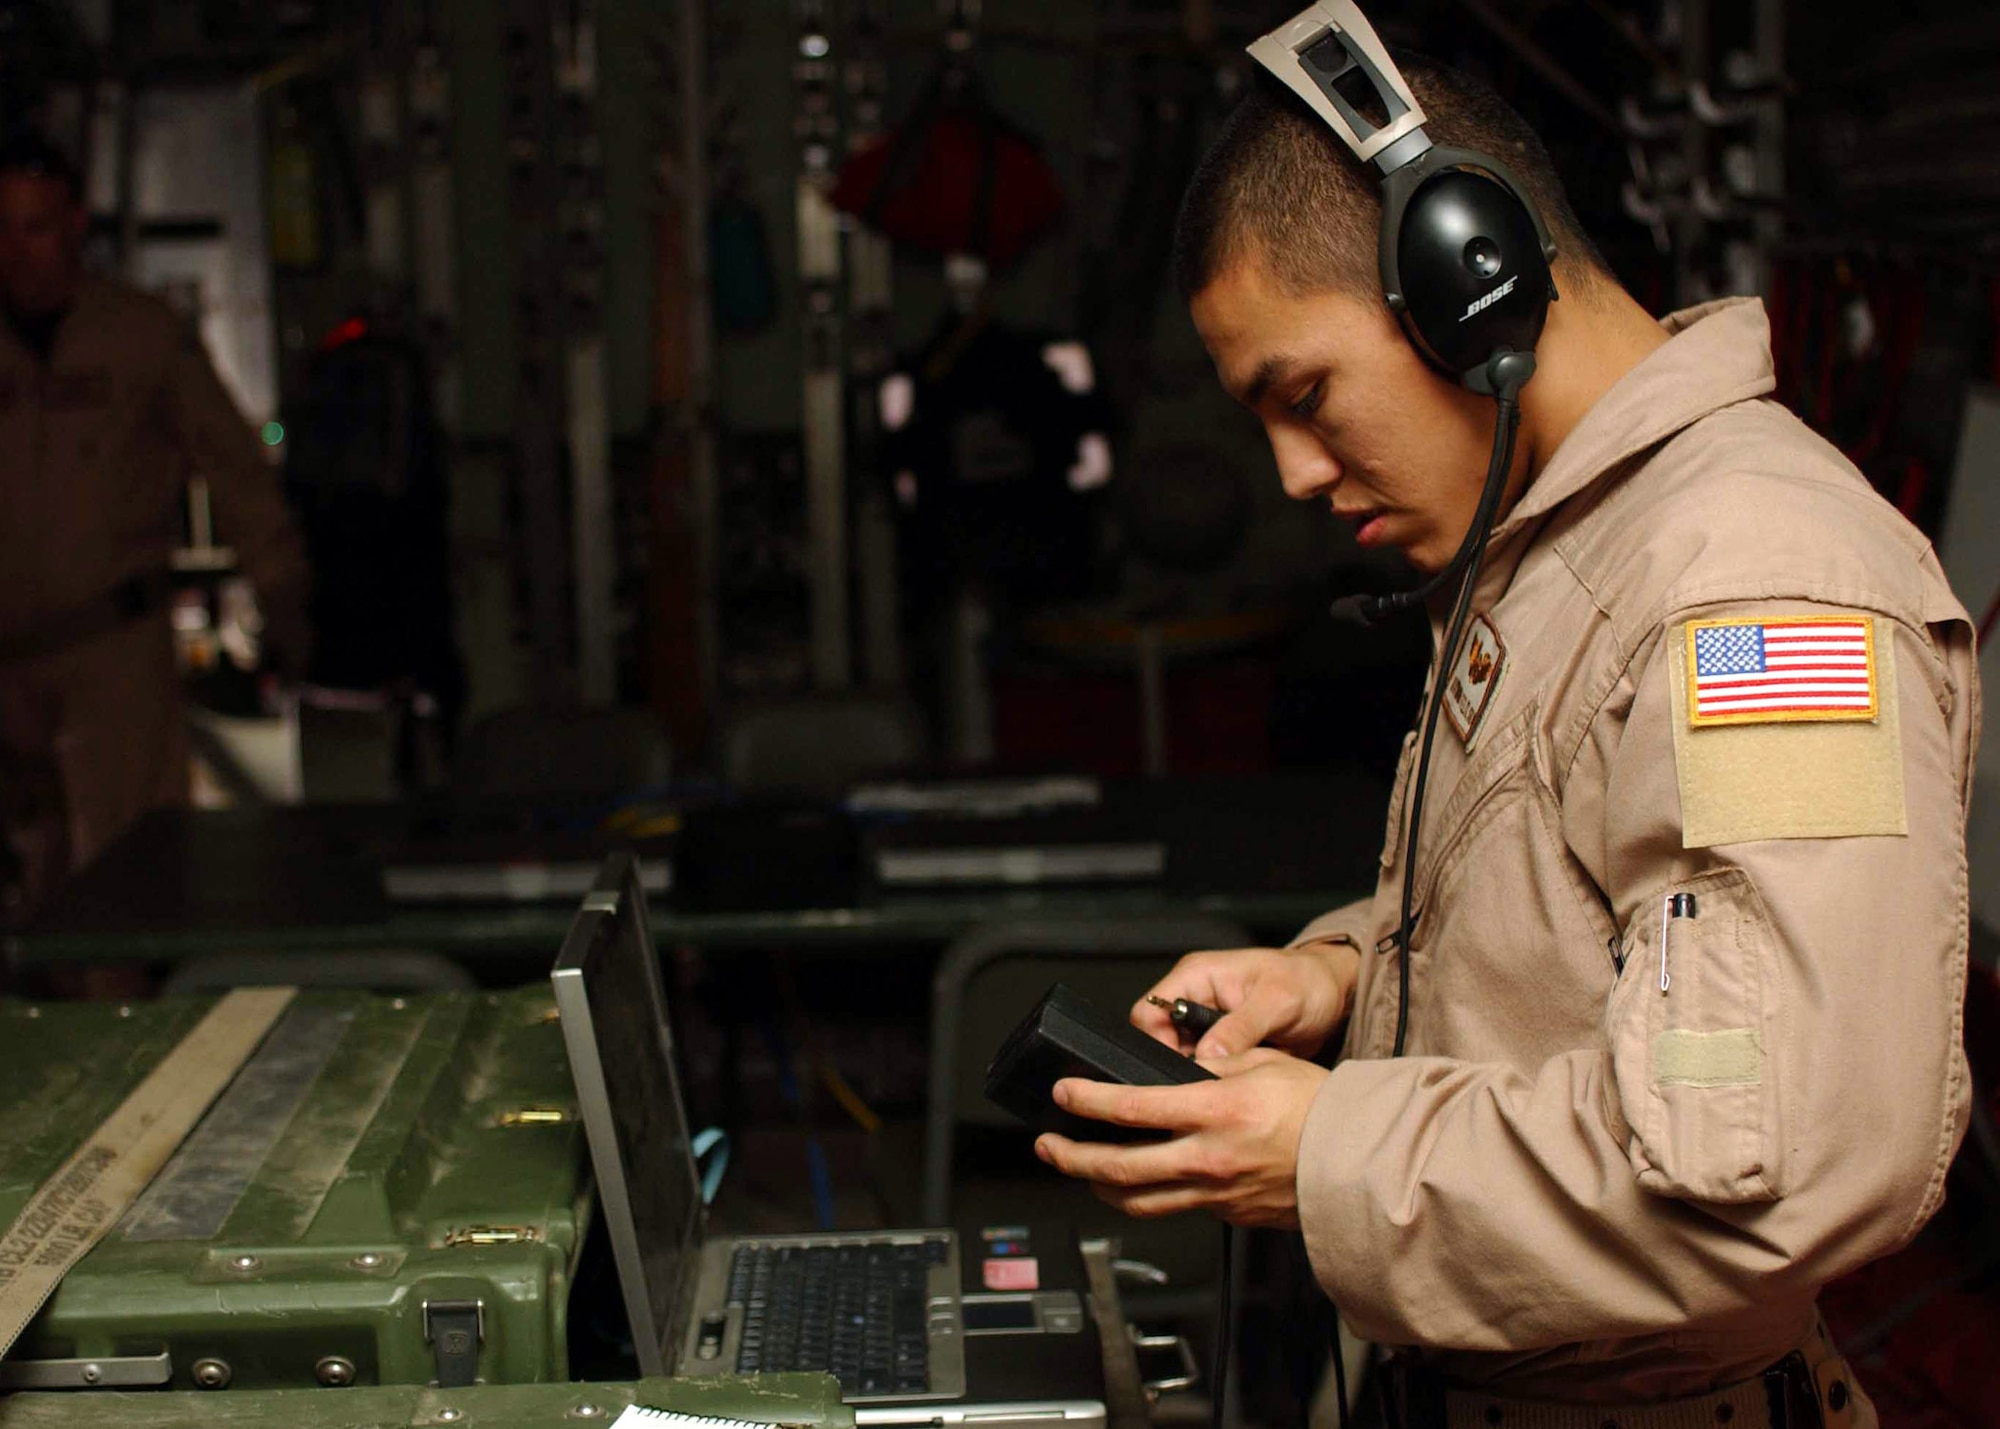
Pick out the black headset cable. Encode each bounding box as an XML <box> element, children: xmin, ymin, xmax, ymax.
<box><xmin>1327</xmin><ymin>360</ymin><xmax>1529</xmax><ymax>1429</ymax></box>
<box><xmin>1390</xmin><ymin>369</ymin><xmax>1525</xmax><ymax>1058</ymax></box>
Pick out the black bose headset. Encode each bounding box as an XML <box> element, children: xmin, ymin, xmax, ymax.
<box><xmin>1244</xmin><ymin>19</ymin><xmax>1560</xmax><ymax>1421</ymax></box>
<box><xmin>1251</xmin><ymin>1</ymin><xmax>1557</xmax><ymax>390</ymax></box>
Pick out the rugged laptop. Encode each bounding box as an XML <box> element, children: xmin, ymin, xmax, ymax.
<box><xmin>551</xmin><ymin>854</ymin><xmax>1106</xmax><ymax>1429</ymax></box>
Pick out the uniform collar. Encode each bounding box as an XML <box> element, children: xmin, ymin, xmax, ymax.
<box><xmin>1489</xmin><ymin>296</ymin><xmax>1777</xmax><ymax>543</ymax></box>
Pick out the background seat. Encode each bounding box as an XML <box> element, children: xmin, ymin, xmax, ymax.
<box><xmin>923</xmin><ymin>913</ymin><xmax>1250</xmax><ymax>1225</ymax></box>
<box><xmin>720</xmin><ymin>694</ymin><xmax>929</xmax><ymax>798</ymax></box>
<box><xmin>450</xmin><ymin>704</ymin><xmax>674</xmax><ymax>800</ymax></box>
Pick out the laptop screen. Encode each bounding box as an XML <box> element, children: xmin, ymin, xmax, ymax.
<box><xmin>551</xmin><ymin>854</ymin><xmax>703</xmax><ymax>1374</ymax></box>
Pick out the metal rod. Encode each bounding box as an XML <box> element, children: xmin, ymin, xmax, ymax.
<box><xmin>797</xmin><ymin>0</ymin><xmax>850</xmax><ymax>691</ymax></box>
<box><xmin>1448</xmin><ymin>0</ymin><xmax>1627</xmax><ymax>139</ymax></box>
<box><xmin>1752</xmin><ymin>0</ymin><xmax>1785</xmax><ymax>298</ymax></box>
<box><xmin>1677</xmin><ymin>0</ymin><xmax>1710</xmax><ymax>304</ymax></box>
<box><xmin>569</xmin><ymin>336</ymin><xmax>615</xmax><ymax>703</ymax></box>
<box><xmin>1138</xmin><ymin>624</ymin><xmax>1167</xmax><ymax>779</ymax></box>
<box><xmin>681</xmin><ymin>0</ymin><xmax>721</xmax><ymax>715</ymax></box>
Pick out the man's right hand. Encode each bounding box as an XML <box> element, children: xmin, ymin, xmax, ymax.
<box><xmin>1132</xmin><ymin>940</ymin><xmax>1362</xmax><ymax>1061</ymax></box>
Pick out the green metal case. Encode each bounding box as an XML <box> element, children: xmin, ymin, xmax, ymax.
<box><xmin>0</xmin><ymin>989</ymin><xmax>591</xmax><ymax>1392</ymax></box>
<box><xmin>0</xmin><ymin>1372</ymin><xmax>852</xmax><ymax>1428</ymax></box>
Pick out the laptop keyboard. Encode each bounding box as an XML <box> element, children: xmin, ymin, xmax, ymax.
<box><xmin>727</xmin><ymin>1235</ymin><xmax>950</xmax><ymax>1394</ymax></box>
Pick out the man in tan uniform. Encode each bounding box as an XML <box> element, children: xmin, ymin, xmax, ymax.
<box><xmin>1034</xmin><ymin>58</ymin><xmax>1976</xmax><ymax>1429</ymax></box>
<box><xmin>0</xmin><ymin>134</ymin><xmax>309</xmax><ymax>919</ymax></box>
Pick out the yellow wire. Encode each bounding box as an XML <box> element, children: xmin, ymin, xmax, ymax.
<box><xmin>818</xmin><ymin>1057</ymin><xmax>882</xmax><ymax>1136</ymax></box>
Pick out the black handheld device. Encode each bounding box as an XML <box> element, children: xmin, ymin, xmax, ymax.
<box><xmin>984</xmin><ymin>983</ymin><xmax>1215</xmax><ymax>1143</ymax></box>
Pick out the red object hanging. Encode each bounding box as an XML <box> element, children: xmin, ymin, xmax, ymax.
<box><xmin>319</xmin><ymin>317</ymin><xmax>371</xmax><ymax>353</ymax></box>
<box><xmin>832</xmin><ymin>109</ymin><xmax>1064</xmax><ymax>270</ymax></box>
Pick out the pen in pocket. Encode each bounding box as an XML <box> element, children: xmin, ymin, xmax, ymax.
<box><xmin>1660</xmin><ymin>891</ymin><xmax>1698</xmax><ymax>992</ymax></box>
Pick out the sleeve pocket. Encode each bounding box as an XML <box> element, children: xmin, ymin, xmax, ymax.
<box><xmin>1604</xmin><ymin>867</ymin><xmax>1787</xmax><ymax>1203</ymax></box>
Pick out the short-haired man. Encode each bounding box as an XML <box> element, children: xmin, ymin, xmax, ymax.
<box><xmin>0</xmin><ymin>133</ymin><xmax>309</xmax><ymax>916</ymax></box>
<box><xmin>1035</xmin><ymin>60</ymin><xmax>1975</xmax><ymax>1427</ymax></box>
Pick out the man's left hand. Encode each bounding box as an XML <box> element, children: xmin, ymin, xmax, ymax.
<box><xmin>1034</xmin><ymin>1049</ymin><xmax>1329</xmax><ymax>1228</ymax></box>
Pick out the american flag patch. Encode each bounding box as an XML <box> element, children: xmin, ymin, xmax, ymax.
<box><xmin>1685</xmin><ymin>616</ymin><xmax>1878</xmax><ymax>727</ymax></box>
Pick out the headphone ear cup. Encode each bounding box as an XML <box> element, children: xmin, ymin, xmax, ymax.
<box><xmin>1385</xmin><ymin>167</ymin><xmax>1552</xmax><ymax>383</ymax></box>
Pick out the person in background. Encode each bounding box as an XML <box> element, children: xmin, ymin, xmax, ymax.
<box><xmin>0</xmin><ymin>130</ymin><xmax>310</xmax><ymax>924</ymax></box>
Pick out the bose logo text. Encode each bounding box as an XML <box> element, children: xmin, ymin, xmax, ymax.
<box><xmin>1459</xmin><ymin>274</ymin><xmax>1517</xmax><ymax>322</ymax></box>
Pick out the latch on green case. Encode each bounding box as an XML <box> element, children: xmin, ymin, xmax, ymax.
<box><xmin>423</xmin><ymin>1299</ymin><xmax>484</xmax><ymax>1388</ymax></box>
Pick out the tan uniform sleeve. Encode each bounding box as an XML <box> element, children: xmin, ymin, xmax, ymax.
<box><xmin>1289</xmin><ymin>897</ymin><xmax>1376</xmax><ymax>953</ymax></box>
<box><xmin>1295</xmin><ymin>608</ymin><xmax>1976</xmax><ymax>1350</ymax></box>
<box><xmin>163</xmin><ymin>327</ymin><xmax>312</xmax><ymax>672</ymax></box>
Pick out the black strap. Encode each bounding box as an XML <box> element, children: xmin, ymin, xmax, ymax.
<box><xmin>967</xmin><ymin>108</ymin><xmax>1000</xmax><ymax>261</ymax></box>
<box><xmin>862</xmin><ymin>59</ymin><xmax>1007</xmax><ymax>265</ymax></box>
<box><xmin>1763</xmin><ymin>1351</ymin><xmax>1824</xmax><ymax>1429</ymax></box>
<box><xmin>862</xmin><ymin>69</ymin><xmax>953</xmax><ymax>229</ymax></box>
<box><xmin>1388</xmin><ymin>1352</ymin><xmax>1826</xmax><ymax>1429</ymax></box>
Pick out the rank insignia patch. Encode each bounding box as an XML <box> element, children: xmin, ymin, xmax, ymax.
<box><xmin>1685</xmin><ymin>616</ymin><xmax>1878</xmax><ymax>728</ymax></box>
<box><xmin>1444</xmin><ymin>613</ymin><xmax>1506</xmax><ymax>748</ymax></box>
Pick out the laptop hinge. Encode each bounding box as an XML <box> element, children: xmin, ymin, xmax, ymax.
<box><xmin>423</xmin><ymin>1298</ymin><xmax>485</xmax><ymax>1387</ymax></box>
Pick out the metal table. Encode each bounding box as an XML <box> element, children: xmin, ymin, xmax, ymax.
<box><xmin>6</xmin><ymin>773</ymin><xmax>1385</xmax><ymax>971</ymax></box>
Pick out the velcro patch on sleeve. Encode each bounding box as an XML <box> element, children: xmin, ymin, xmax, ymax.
<box><xmin>1653</xmin><ymin>1028</ymin><xmax>1763</xmax><ymax>1088</ymax></box>
<box><xmin>1669</xmin><ymin>614</ymin><xmax>1907</xmax><ymax>849</ymax></box>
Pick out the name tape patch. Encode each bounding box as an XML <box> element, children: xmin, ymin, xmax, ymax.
<box><xmin>1685</xmin><ymin>615</ymin><xmax>1877</xmax><ymax>728</ymax></box>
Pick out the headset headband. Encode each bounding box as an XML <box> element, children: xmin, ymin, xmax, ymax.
<box><xmin>1246</xmin><ymin>1</ymin><xmax>1431</xmax><ymax>174</ymax></box>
